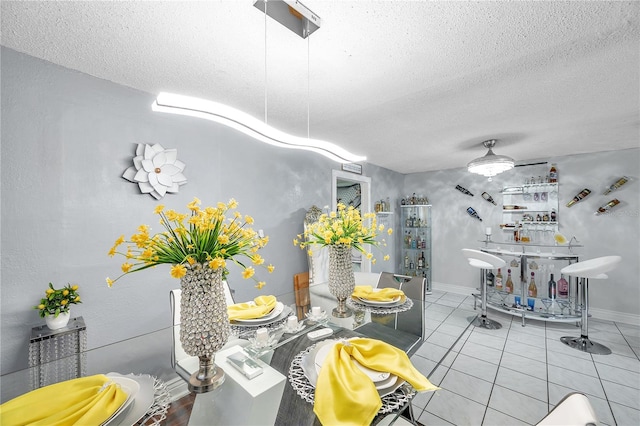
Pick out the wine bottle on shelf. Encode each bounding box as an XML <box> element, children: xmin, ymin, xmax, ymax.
<box><xmin>505</xmin><ymin>269</ymin><xmax>514</xmax><ymax>293</ymax></box>
<box><xmin>604</xmin><ymin>176</ymin><xmax>629</xmax><ymax>195</ymax></box>
<box><xmin>455</xmin><ymin>185</ymin><xmax>474</xmax><ymax>196</ymax></box>
<box><xmin>548</xmin><ymin>274</ymin><xmax>557</xmax><ymax>300</ymax></box>
<box><xmin>495</xmin><ymin>268</ymin><xmax>503</xmax><ymax>291</ymax></box>
<box><xmin>418</xmin><ymin>251</ymin><xmax>425</xmax><ymax>269</ymax></box>
<box><xmin>528</xmin><ymin>272</ymin><xmax>538</xmax><ymax>298</ymax></box>
<box><xmin>595</xmin><ymin>199</ymin><xmax>620</xmax><ymax>215</ymax></box>
<box><xmin>549</xmin><ymin>163</ymin><xmax>558</xmax><ymax>183</ymax></box>
<box><xmin>557</xmin><ymin>274</ymin><xmax>569</xmax><ymax>298</ymax></box>
<box><xmin>566</xmin><ymin>189</ymin><xmax>591</xmax><ymax>207</ymax></box>
<box><xmin>466</xmin><ymin>207</ymin><xmax>483</xmax><ymax>221</ymax></box>
<box><xmin>486</xmin><ymin>269</ymin><xmax>494</xmax><ymax>287</ymax></box>
<box><xmin>404</xmin><ymin>253</ymin><xmax>410</xmax><ymax>269</ymax></box>
<box><xmin>482</xmin><ymin>192</ymin><xmax>497</xmax><ymax>205</ymax></box>
<box><xmin>409</xmin><ymin>256</ymin><xmax>415</xmax><ymax>270</ymax></box>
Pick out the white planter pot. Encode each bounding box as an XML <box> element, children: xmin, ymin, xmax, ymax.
<box><xmin>45</xmin><ymin>311</ymin><xmax>71</xmax><ymax>330</ymax></box>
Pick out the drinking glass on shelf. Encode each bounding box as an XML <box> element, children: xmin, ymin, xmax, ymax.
<box><xmin>497</xmin><ymin>291</ymin><xmax>509</xmax><ymax>307</ymax></box>
<box><xmin>557</xmin><ymin>299</ymin><xmax>570</xmax><ymax>316</ymax></box>
<box><xmin>541</xmin><ymin>298</ymin><xmax>553</xmax><ymax>314</ymax></box>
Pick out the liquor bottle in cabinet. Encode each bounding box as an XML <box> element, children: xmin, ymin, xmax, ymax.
<box><xmin>400</xmin><ymin>204</ymin><xmax>432</xmax><ymax>293</ymax></box>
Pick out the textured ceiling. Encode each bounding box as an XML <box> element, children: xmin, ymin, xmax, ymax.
<box><xmin>2</xmin><ymin>1</ymin><xmax>639</xmax><ymax>173</ymax></box>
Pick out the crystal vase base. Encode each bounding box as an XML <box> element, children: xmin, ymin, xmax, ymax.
<box><xmin>188</xmin><ymin>355</ymin><xmax>225</xmax><ymax>394</ymax></box>
<box><xmin>332</xmin><ymin>297</ymin><xmax>353</xmax><ymax>318</ymax></box>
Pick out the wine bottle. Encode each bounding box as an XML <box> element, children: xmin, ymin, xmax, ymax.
<box><xmin>482</xmin><ymin>192</ymin><xmax>497</xmax><ymax>205</ymax></box>
<box><xmin>505</xmin><ymin>269</ymin><xmax>514</xmax><ymax>293</ymax></box>
<box><xmin>604</xmin><ymin>176</ymin><xmax>629</xmax><ymax>195</ymax></box>
<box><xmin>549</xmin><ymin>163</ymin><xmax>558</xmax><ymax>183</ymax></box>
<box><xmin>566</xmin><ymin>189</ymin><xmax>591</xmax><ymax>207</ymax></box>
<box><xmin>466</xmin><ymin>207</ymin><xmax>483</xmax><ymax>221</ymax></box>
<box><xmin>486</xmin><ymin>269</ymin><xmax>494</xmax><ymax>287</ymax></box>
<box><xmin>404</xmin><ymin>253</ymin><xmax>410</xmax><ymax>269</ymax></box>
<box><xmin>595</xmin><ymin>199</ymin><xmax>620</xmax><ymax>215</ymax></box>
<box><xmin>558</xmin><ymin>274</ymin><xmax>569</xmax><ymax>298</ymax></box>
<box><xmin>548</xmin><ymin>274</ymin><xmax>557</xmax><ymax>300</ymax></box>
<box><xmin>528</xmin><ymin>272</ymin><xmax>537</xmax><ymax>298</ymax></box>
<box><xmin>495</xmin><ymin>268</ymin><xmax>503</xmax><ymax>291</ymax></box>
<box><xmin>418</xmin><ymin>251</ymin><xmax>425</xmax><ymax>269</ymax></box>
<box><xmin>455</xmin><ymin>185</ymin><xmax>474</xmax><ymax>197</ymax></box>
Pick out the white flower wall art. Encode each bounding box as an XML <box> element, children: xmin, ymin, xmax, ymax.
<box><xmin>122</xmin><ymin>143</ymin><xmax>187</xmax><ymax>199</ymax></box>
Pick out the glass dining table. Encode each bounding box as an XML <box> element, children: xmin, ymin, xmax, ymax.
<box><xmin>1</xmin><ymin>279</ymin><xmax>469</xmax><ymax>425</ymax></box>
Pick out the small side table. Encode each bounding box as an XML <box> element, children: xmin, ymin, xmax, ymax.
<box><xmin>29</xmin><ymin>316</ymin><xmax>87</xmax><ymax>389</ymax></box>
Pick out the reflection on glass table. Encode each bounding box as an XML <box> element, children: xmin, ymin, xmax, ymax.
<box><xmin>2</xmin><ymin>281</ymin><xmax>452</xmax><ymax>425</ymax></box>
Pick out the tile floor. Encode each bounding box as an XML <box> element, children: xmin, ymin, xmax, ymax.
<box><xmin>408</xmin><ymin>290</ymin><xmax>640</xmax><ymax>425</ymax></box>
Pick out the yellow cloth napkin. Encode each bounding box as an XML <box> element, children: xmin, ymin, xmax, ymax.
<box><xmin>352</xmin><ymin>285</ymin><xmax>405</xmax><ymax>302</ymax></box>
<box><xmin>0</xmin><ymin>374</ymin><xmax>128</xmax><ymax>426</ymax></box>
<box><xmin>227</xmin><ymin>295</ymin><xmax>277</xmax><ymax>321</ymax></box>
<box><xmin>313</xmin><ymin>338</ymin><xmax>439</xmax><ymax>426</ymax></box>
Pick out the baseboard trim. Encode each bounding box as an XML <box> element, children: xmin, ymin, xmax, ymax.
<box><xmin>165</xmin><ymin>376</ymin><xmax>189</xmax><ymax>402</ymax></box>
<box><xmin>433</xmin><ymin>282</ymin><xmax>640</xmax><ymax>326</ymax></box>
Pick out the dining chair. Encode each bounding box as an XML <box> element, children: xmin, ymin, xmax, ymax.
<box><xmin>293</xmin><ymin>271</ymin><xmax>311</xmax><ymax>319</ymax></box>
<box><xmin>356</xmin><ymin>272</ymin><xmax>426</xmax><ymax>357</ymax></box>
<box><xmin>354</xmin><ymin>271</ymin><xmax>381</xmax><ymax>286</ymax></box>
<box><xmin>535</xmin><ymin>392</ymin><xmax>598</xmax><ymax>426</ymax></box>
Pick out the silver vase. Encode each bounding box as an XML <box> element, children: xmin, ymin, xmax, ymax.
<box><xmin>328</xmin><ymin>244</ymin><xmax>355</xmax><ymax>318</ymax></box>
<box><xmin>180</xmin><ymin>263</ymin><xmax>230</xmax><ymax>393</ymax></box>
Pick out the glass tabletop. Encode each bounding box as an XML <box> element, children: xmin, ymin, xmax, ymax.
<box><xmin>1</xmin><ymin>277</ymin><xmax>465</xmax><ymax>425</ymax></box>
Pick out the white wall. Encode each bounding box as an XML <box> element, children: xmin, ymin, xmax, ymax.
<box><xmin>2</xmin><ymin>47</ymin><xmax>637</xmax><ymax>376</ymax></box>
<box><xmin>0</xmin><ymin>48</ymin><xmax>402</xmax><ymax>374</ymax></box>
<box><xmin>405</xmin><ymin>149</ymin><xmax>640</xmax><ymax>320</ymax></box>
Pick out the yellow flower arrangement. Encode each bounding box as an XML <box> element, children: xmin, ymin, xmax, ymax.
<box><xmin>34</xmin><ymin>283</ymin><xmax>81</xmax><ymax>318</ymax></box>
<box><xmin>294</xmin><ymin>203</ymin><xmax>392</xmax><ymax>264</ymax></box>
<box><xmin>107</xmin><ymin>197</ymin><xmax>274</xmax><ymax>288</ymax></box>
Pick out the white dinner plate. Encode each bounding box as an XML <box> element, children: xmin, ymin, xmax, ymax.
<box><xmin>231</xmin><ymin>302</ymin><xmax>284</xmax><ymax>324</ymax></box>
<box><xmin>314</xmin><ymin>341</ymin><xmax>394</xmax><ymax>389</ymax></box>
<box><xmin>100</xmin><ymin>376</ymin><xmax>140</xmax><ymax>426</ymax></box>
<box><xmin>106</xmin><ymin>373</ymin><xmax>155</xmax><ymax>426</ymax></box>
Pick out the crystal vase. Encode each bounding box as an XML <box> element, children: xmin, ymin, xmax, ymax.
<box><xmin>180</xmin><ymin>263</ymin><xmax>230</xmax><ymax>393</ymax></box>
<box><xmin>328</xmin><ymin>244</ymin><xmax>355</xmax><ymax>318</ymax></box>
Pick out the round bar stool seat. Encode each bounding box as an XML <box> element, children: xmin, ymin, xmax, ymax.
<box><xmin>560</xmin><ymin>256</ymin><xmax>622</xmax><ymax>355</ymax></box>
<box><xmin>463</xmin><ymin>249</ymin><xmax>506</xmax><ymax>330</ymax></box>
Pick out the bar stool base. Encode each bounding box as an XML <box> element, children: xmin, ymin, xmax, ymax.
<box><xmin>469</xmin><ymin>315</ymin><xmax>502</xmax><ymax>330</ymax></box>
<box><xmin>561</xmin><ymin>336</ymin><xmax>611</xmax><ymax>355</ymax></box>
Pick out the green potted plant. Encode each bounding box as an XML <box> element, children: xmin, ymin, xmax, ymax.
<box><xmin>34</xmin><ymin>283</ymin><xmax>81</xmax><ymax>330</ymax></box>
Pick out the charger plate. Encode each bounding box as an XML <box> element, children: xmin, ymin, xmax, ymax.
<box><xmin>288</xmin><ymin>341</ymin><xmax>415</xmax><ymax>415</ymax></box>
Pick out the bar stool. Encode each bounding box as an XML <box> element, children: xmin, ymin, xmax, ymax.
<box><xmin>560</xmin><ymin>255</ymin><xmax>622</xmax><ymax>355</ymax></box>
<box><xmin>462</xmin><ymin>249</ymin><xmax>506</xmax><ymax>330</ymax></box>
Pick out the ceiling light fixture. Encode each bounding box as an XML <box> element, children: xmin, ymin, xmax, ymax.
<box><xmin>152</xmin><ymin>93</ymin><xmax>365</xmax><ymax>163</ymax></box>
<box><xmin>253</xmin><ymin>0</ymin><xmax>320</xmax><ymax>39</ymax></box>
<box><xmin>467</xmin><ymin>139</ymin><xmax>515</xmax><ymax>181</ymax></box>
<box><xmin>152</xmin><ymin>1</ymin><xmax>365</xmax><ymax>164</ymax></box>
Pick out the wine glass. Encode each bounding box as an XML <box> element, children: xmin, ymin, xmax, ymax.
<box><xmin>541</xmin><ymin>298</ymin><xmax>553</xmax><ymax>315</ymax></box>
<box><xmin>557</xmin><ymin>299</ymin><xmax>570</xmax><ymax>316</ymax></box>
<box><xmin>497</xmin><ymin>290</ymin><xmax>509</xmax><ymax>308</ymax></box>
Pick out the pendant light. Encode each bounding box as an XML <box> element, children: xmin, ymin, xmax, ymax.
<box><xmin>152</xmin><ymin>1</ymin><xmax>365</xmax><ymax>164</ymax></box>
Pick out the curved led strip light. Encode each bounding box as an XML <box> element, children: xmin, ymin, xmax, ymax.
<box><xmin>152</xmin><ymin>92</ymin><xmax>366</xmax><ymax>164</ymax></box>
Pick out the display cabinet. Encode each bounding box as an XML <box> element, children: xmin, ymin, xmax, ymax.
<box><xmin>477</xmin><ymin>242</ymin><xmax>582</xmax><ymax>326</ymax></box>
<box><xmin>399</xmin><ymin>204</ymin><xmax>432</xmax><ymax>294</ymax></box>
<box><xmin>501</xmin><ymin>182</ymin><xmax>559</xmax><ymax>244</ymax></box>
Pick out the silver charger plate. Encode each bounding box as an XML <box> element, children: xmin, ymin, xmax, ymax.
<box><xmin>288</xmin><ymin>341</ymin><xmax>416</xmax><ymax>415</ymax></box>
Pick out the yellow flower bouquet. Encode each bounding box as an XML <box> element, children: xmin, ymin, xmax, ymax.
<box><xmin>294</xmin><ymin>203</ymin><xmax>392</xmax><ymax>264</ymax></box>
<box><xmin>107</xmin><ymin>197</ymin><xmax>274</xmax><ymax>287</ymax></box>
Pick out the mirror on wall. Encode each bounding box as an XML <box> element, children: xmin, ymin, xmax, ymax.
<box><xmin>331</xmin><ymin>170</ymin><xmax>372</xmax><ymax>272</ymax></box>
